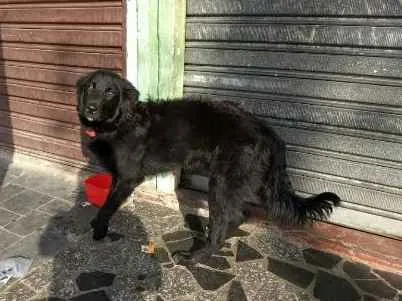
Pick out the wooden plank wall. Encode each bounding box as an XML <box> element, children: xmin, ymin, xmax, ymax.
<box><xmin>0</xmin><ymin>0</ymin><xmax>124</xmax><ymax>162</ymax></box>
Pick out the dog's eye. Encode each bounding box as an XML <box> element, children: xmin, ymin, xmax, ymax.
<box><xmin>104</xmin><ymin>88</ymin><xmax>114</xmax><ymax>97</ymax></box>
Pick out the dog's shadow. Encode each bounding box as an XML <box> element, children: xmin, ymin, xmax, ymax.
<box><xmin>38</xmin><ymin>168</ymin><xmax>162</xmax><ymax>301</ymax></box>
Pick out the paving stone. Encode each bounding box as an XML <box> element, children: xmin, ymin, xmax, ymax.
<box><xmin>374</xmin><ymin>269</ymin><xmax>402</xmax><ymax>290</ymax></box>
<box><xmin>188</xmin><ymin>266</ymin><xmax>235</xmax><ymax>291</ymax></box>
<box><xmin>267</xmin><ymin>257</ymin><xmax>314</xmax><ymax>289</ymax></box>
<box><xmin>303</xmin><ymin>248</ymin><xmax>342</xmax><ymax>269</ymax></box>
<box><xmin>235</xmin><ymin>241</ymin><xmax>263</xmax><ymax>262</ymax></box>
<box><xmin>155</xmin><ymin>248</ymin><xmax>171</xmax><ymax>264</ymax></box>
<box><xmin>0</xmin><ymin>228</ymin><xmax>20</xmax><ymax>250</ymax></box>
<box><xmin>200</xmin><ymin>255</ymin><xmax>231</xmax><ymax>270</ymax></box>
<box><xmin>343</xmin><ymin>261</ymin><xmax>377</xmax><ymax>279</ymax></box>
<box><xmin>184</xmin><ymin>214</ymin><xmax>208</xmax><ymax>233</ymax></box>
<box><xmin>399</xmin><ymin>294</ymin><xmax>402</xmax><ymax>301</ymax></box>
<box><xmin>69</xmin><ymin>291</ymin><xmax>110</xmax><ymax>301</ymax></box>
<box><xmin>159</xmin><ymin>266</ymin><xmax>197</xmax><ymax>300</ymax></box>
<box><xmin>0</xmin><ymin>282</ymin><xmax>36</xmax><ymax>301</ymax></box>
<box><xmin>165</xmin><ymin>237</ymin><xmax>206</xmax><ymax>255</ymax></box>
<box><xmin>314</xmin><ymin>270</ymin><xmax>360</xmax><ymax>301</ymax></box>
<box><xmin>0</xmin><ymin>208</ymin><xmax>20</xmax><ymax>226</ymax></box>
<box><xmin>227</xmin><ymin>280</ymin><xmax>247</xmax><ymax>301</ymax></box>
<box><xmin>162</xmin><ymin>230</ymin><xmax>194</xmax><ymax>242</ymax></box>
<box><xmin>217</xmin><ymin>250</ymin><xmax>234</xmax><ymax>257</ymax></box>
<box><xmin>355</xmin><ymin>279</ymin><xmax>397</xmax><ymax>299</ymax></box>
<box><xmin>156</xmin><ymin>296</ymin><xmax>165</xmax><ymax>301</ymax></box>
<box><xmin>39</xmin><ymin>199</ymin><xmax>73</xmax><ymax>216</ymax></box>
<box><xmin>32</xmin><ymin>297</ymin><xmax>65</xmax><ymax>301</ymax></box>
<box><xmin>254</xmin><ymin>231</ymin><xmax>304</xmax><ymax>262</ymax></box>
<box><xmin>362</xmin><ymin>295</ymin><xmax>379</xmax><ymax>301</ymax></box>
<box><xmin>5</xmin><ymin>210</ymin><xmax>51</xmax><ymax>236</ymax></box>
<box><xmin>2</xmin><ymin>190</ymin><xmax>53</xmax><ymax>215</ymax></box>
<box><xmin>76</xmin><ymin>271</ymin><xmax>116</xmax><ymax>291</ymax></box>
<box><xmin>0</xmin><ymin>184</ymin><xmax>25</xmax><ymax>203</ymax></box>
<box><xmin>231</xmin><ymin>229</ymin><xmax>249</xmax><ymax>238</ymax></box>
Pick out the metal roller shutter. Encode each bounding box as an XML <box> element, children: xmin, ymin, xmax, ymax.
<box><xmin>0</xmin><ymin>0</ymin><xmax>125</xmax><ymax>163</ymax></box>
<box><xmin>182</xmin><ymin>0</ymin><xmax>402</xmax><ymax>238</ymax></box>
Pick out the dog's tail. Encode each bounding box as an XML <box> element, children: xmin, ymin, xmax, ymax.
<box><xmin>285</xmin><ymin>191</ymin><xmax>341</xmax><ymax>224</ymax></box>
<box><xmin>270</xmin><ymin>166</ymin><xmax>341</xmax><ymax>224</ymax></box>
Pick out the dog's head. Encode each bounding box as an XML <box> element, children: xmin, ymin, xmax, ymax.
<box><xmin>76</xmin><ymin>70</ymin><xmax>139</xmax><ymax>127</ymax></box>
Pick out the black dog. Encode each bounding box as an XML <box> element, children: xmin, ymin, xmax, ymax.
<box><xmin>76</xmin><ymin>70</ymin><xmax>340</xmax><ymax>265</ymax></box>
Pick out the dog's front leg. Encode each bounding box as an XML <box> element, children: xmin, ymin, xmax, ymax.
<box><xmin>91</xmin><ymin>175</ymin><xmax>142</xmax><ymax>240</ymax></box>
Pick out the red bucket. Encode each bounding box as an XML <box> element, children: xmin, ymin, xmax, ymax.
<box><xmin>83</xmin><ymin>173</ymin><xmax>112</xmax><ymax>208</ymax></box>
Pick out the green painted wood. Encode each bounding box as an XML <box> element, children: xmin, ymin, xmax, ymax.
<box><xmin>137</xmin><ymin>0</ymin><xmax>159</xmax><ymax>100</ymax></box>
<box><xmin>135</xmin><ymin>0</ymin><xmax>186</xmax><ymax>191</ymax></box>
<box><xmin>158</xmin><ymin>0</ymin><xmax>186</xmax><ymax>99</ymax></box>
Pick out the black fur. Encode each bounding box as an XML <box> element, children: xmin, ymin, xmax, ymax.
<box><xmin>76</xmin><ymin>70</ymin><xmax>341</xmax><ymax>265</ymax></box>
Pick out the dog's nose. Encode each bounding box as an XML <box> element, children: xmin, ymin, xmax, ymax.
<box><xmin>85</xmin><ymin>105</ymin><xmax>97</xmax><ymax>114</ymax></box>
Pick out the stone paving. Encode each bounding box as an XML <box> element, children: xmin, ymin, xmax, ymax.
<box><xmin>0</xmin><ymin>157</ymin><xmax>401</xmax><ymax>301</ymax></box>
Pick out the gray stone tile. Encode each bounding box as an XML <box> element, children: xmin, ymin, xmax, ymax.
<box><xmin>267</xmin><ymin>257</ymin><xmax>315</xmax><ymax>289</ymax></box>
<box><xmin>39</xmin><ymin>199</ymin><xmax>74</xmax><ymax>216</ymax></box>
<box><xmin>0</xmin><ymin>207</ymin><xmax>20</xmax><ymax>226</ymax></box>
<box><xmin>0</xmin><ymin>184</ymin><xmax>25</xmax><ymax>203</ymax></box>
<box><xmin>314</xmin><ymin>270</ymin><xmax>360</xmax><ymax>301</ymax></box>
<box><xmin>11</xmin><ymin>173</ymin><xmax>80</xmax><ymax>202</ymax></box>
<box><xmin>303</xmin><ymin>248</ymin><xmax>342</xmax><ymax>269</ymax></box>
<box><xmin>0</xmin><ymin>228</ymin><xmax>20</xmax><ymax>250</ymax></box>
<box><xmin>5</xmin><ymin>210</ymin><xmax>51</xmax><ymax>236</ymax></box>
<box><xmin>2</xmin><ymin>190</ymin><xmax>53</xmax><ymax>215</ymax></box>
<box><xmin>159</xmin><ymin>266</ymin><xmax>198</xmax><ymax>300</ymax></box>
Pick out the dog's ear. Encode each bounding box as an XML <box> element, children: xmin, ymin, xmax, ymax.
<box><xmin>76</xmin><ymin>73</ymin><xmax>91</xmax><ymax>111</ymax></box>
<box><xmin>119</xmin><ymin>77</ymin><xmax>140</xmax><ymax>103</ymax></box>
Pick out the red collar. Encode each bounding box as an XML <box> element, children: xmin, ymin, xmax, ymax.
<box><xmin>84</xmin><ymin>129</ymin><xmax>97</xmax><ymax>138</ymax></box>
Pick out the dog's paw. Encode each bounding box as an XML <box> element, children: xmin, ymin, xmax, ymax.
<box><xmin>90</xmin><ymin>218</ymin><xmax>108</xmax><ymax>241</ymax></box>
<box><xmin>172</xmin><ymin>251</ymin><xmax>196</xmax><ymax>266</ymax></box>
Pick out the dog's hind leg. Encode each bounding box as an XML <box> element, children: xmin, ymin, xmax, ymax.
<box><xmin>174</xmin><ymin>175</ymin><xmax>247</xmax><ymax>265</ymax></box>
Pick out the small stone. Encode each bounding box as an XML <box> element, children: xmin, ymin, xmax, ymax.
<box><xmin>76</xmin><ymin>271</ymin><xmax>115</xmax><ymax>291</ymax></box>
<box><xmin>355</xmin><ymin>279</ymin><xmax>397</xmax><ymax>299</ymax></box>
<box><xmin>267</xmin><ymin>257</ymin><xmax>315</xmax><ymax>289</ymax></box>
<box><xmin>303</xmin><ymin>248</ymin><xmax>342</xmax><ymax>269</ymax></box>
<box><xmin>363</xmin><ymin>295</ymin><xmax>378</xmax><ymax>301</ymax></box>
<box><xmin>343</xmin><ymin>261</ymin><xmax>377</xmax><ymax>279</ymax></box>
<box><xmin>374</xmin><ymin>269</ymin><xmax>402</xmax><ymax>290</ymax></box>
<box><xmin>227</xmin><ymin>280</ymin><xmax>247</xmax><ymax>301</ymax></box>
<box><xmin>155</xmin><ymin>247</ymin><xmax>171</xmax><ymax>264</ymax></box>
<box><xmin>314</xmin><ymin>270</ymin><xmax>360</xmax><ymax>301</ymax></box>
<box><xmin>200</xmin><ymin>255</ymin><xmax>231</xmax><ymax>270</ymax></box>
<box><xmin>70</xmin><ymin>291</ymin><xmax>110</xmax><ymax>301</ymax></box>
<box><xmin>163</xmin><ymin>263</ymin><xmax>174</xmax><ymax>268</ymax></box>
<box><xmin>235</xmin><ymin>241</ymin><xmax>263</xmax><ymax>262</ymax></box>
<box><xmin>188</xmin><ymin>266</ymin><xmax>235</xmax><ymax>291</ymax></box>
<box><xmin>107</xmin><ymin>232</ymin><xmax>124</xmax><ymax>242</ymax></box>
<box><xmin>135</xmin><ymin>286</ymin><xmax>146</xmax><ymax>293</ymax></box>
